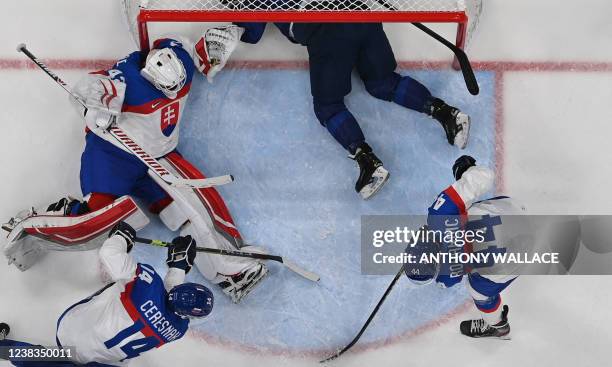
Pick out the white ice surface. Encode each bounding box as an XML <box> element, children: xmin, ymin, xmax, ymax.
<box><xmin>1</xmin><ymin>1</ymin><xmax>612</xmax><ymax>366</ymax></box>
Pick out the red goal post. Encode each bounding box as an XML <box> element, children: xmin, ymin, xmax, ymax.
<box><xmin>122</xmin><ymin>0</ymin><xmax>483</xmax><ymax>68</ymax></box>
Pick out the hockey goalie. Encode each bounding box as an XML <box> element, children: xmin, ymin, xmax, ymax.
<box><xmin>2</xmin><ymin>26</ymin><xmax>266</xmax><ymax>303</ymax></box>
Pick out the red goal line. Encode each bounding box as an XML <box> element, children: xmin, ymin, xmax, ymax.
<box><xmin>2</xmin><ymin>59</ymin><xmax>612</xmax><ymax>73</ymax></box>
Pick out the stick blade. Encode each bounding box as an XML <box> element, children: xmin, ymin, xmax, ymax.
<box><xmin>163</xmin><ymin>174</ymin><xmax>234</xmax><ymax>189</ymax></box>
<box><xmin>282</xmin><ymin>259</ymin><xmax>320</xmax><ymax>282</ymax></box>
<box><xmin>456</xmin><ymin>52</ymin><xmax>480</xmax><ymax>95</ymax></box>
<box><xmin>320</xmin><ymin>350</ymin><xmax>343</xmax><ymax>363</ymax></box>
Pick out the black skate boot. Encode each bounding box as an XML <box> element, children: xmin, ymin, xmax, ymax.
<box><xmin>429</xmin><ymin>98</ymin><xmax>470</xmax><ymax>149</ymax></box>
<box><xmin>0</xmin><ymin>322</ymin><xmax>9</xmax><ymax>340</ymax></box>
<box><xmin>350</xmin><ymin>143</ymin><xmax>390</xmax><ymax>200</ymax></box>
<box><xmin>460</xmin><ymin>305</ymin><xmax>510</xmax><ymax>339</ymax></box>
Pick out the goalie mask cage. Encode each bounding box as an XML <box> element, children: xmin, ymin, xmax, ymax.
<box><xmin>122</xmin><ymin>0</ymin><xmax>482</xmax><ymax>68</ymax></box>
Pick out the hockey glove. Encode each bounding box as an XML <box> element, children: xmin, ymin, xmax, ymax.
<box><xmin>83</xmin><ymin>78</ymin><xmax>126</xmax><ymax>129</ymax></box>
<box><xmin>195</xmin><ymin>25</ymin><xmax>244</xmax><ymax>83</ymax></box>
<box><xmin>166</xmin><ymin>235</ymin><xmax>197</xmax><ymax>274</ymax></box>
<box><xmin>109</xmin><ymin>221</ymin><xmax>136</xmax><ymax>253</ymax></box>
<box><xmin>453</xmin><ymin>155</ymin><xmax>477</xmax><ymax>180</ymax></box>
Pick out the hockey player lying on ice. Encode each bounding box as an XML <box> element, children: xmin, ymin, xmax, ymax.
<box><xmin>230</xmin><ymin>13</ymin><xmax>470</xmax><ymax>199</ymax></box>
<box><xmin>0</xmin><ymin>222</ymin><xmax>213</xmax><ymax>366</ymax></box>
<box><xmin>404</xmin><ymin>155</ymin><xmax>527</xmax><ymax>339</ymax></box>
<box><xmin>2</xmin><ymin>27</ymin><xmax>266</xmax><ymax>303</ymax></box>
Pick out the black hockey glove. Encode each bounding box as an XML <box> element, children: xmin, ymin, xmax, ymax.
<box><xmin>452</xmin><ymin>155</ymin><xmax>477</xmax><ymax>180</ymax></box>
<box><xmin>166</xmin><ymin>235</ymin><xmax>197</xmax><ymax>274</ymax></box>
<box><xmin>109</xmin><ymin>221</ymin><xmax>136</xmax><ymax>253</ymax></box>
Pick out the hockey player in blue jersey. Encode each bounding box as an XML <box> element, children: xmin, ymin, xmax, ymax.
<box><xmin>0</xmin><ymin>221</ymin><xmax>213</xmax><ymax>366</ymax></box>
<box><xmin>3</xmin><ymin>28</ymin><xmax>268</xmax><ymax>303</ymax></box>
<box><xmin>404</xmin><ymin>156</ymin><xmax>527</xmax><ymax>339</ymax></box>
<box><xmin>231</xmin><ymin>18</ymin><xmax>470</xmax><ymax>200</ymax></box>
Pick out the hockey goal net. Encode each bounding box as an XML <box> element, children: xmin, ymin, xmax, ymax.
<box><xmin>123</xmin><ymin>0</ymin><xmax>482</xmax><ymax>66</ymax></box>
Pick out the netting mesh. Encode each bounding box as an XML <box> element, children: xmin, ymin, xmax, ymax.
<box><xmin>122</xmin><ymin>0</ymin><xmax>482</xmax><ymax>48</ymax></box>
<box><xmin>137</xmin><ymin>0</ymin><xmax>467</xmax><ymax>12</ymax></box>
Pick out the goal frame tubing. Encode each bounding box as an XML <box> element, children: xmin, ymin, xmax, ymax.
<box><xmin>136</xmin><ymin>10</ymin><xmax>468</xmax><ymax>68</ymax></box>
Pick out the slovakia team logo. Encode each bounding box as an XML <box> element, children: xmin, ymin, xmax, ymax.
<box><xmin>161</xmin><ymin>101</ymin><xmax>180</xmax><ymax>137</ymax></box>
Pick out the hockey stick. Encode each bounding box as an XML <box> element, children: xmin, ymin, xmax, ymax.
<box><xmin>16</xmin><ymin>43</ymin><xmax>234</xmax><ymax>190</ymax></box>
<box><xmin>320</xmin><ymin>265</ymin><xmax>404</xmax><ymax>363</ymax></box>
<box><xmin>372</xmin><ymin>0</ymin><xmax>479</xmax><ymax>96</ymax></box>
<box><xmin>135</xmin><ymin>237</ymin><xmax>321</xmax><ymax>282</ymax></box>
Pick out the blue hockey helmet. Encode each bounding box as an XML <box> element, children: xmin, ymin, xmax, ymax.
<box><xmin>167</xmin><ymin>283</ymin><xmax>214</xmax><ymax>318</ymax></box>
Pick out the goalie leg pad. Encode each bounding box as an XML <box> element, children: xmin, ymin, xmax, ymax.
<box><xmin>156</xmin><ymin>154</ymin><xmax>265</xmax><ymax>283</ymax></box>
<box><xmin>179</xmin><ymin>222</ymin><xmax>259</xmax><ymax>281</ymax></box>
<box><xmin>158</xmin><ymin>200</ymin><xmax>188</xmax><ymax>232</ymax></box>
<box><xmin>3</xmin><ymin>196</ymin><xmax>149</xmax><ymax>270</ymax></box>
<box><xmin>162</xmin><ymin>152</ymin><xmax>242</xmax><ymax>243</ymax></box>
<box><xmin>4</xmin><ymin>236</ymin><xmax>46</xmax><ymax>272</ymax></box>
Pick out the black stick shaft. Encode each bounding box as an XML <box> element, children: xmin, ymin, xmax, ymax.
<box><xmin>372</xmin><ymin>1</ymin><xmax>479</xmax><ymax>95</ymax></box>
<box><xmin>135</xmin><ymin>237</ymin><xmax>284</xmax><ymax>263</ymax></box>
<box><xmin>410</xmin><ymin>23</ymin><xmax>479</xmax><ymax>95</ymax></box>
<box><xmin>320</xmin><ymin>265</ymin><xmax>404</xmax><ymax>363</ymax></box>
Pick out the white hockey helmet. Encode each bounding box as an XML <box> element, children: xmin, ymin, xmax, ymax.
<box><xmin>141</xmin><ymin>48</ymin><xmax>186</xmax><ymax>99</ymax></box>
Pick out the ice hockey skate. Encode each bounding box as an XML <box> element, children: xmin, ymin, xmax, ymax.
<box><xmin>460</xmin><ymin>305</ymin><xmax>511</xmax><ymax>339</ymax></box>
<box><xmin>429</xmin><ymin>98</ymin><xmax>470</xmax><ymax>149</ymax></box>
<box><xmin>350</xmin><ymin>143</ymin><xmax>390</xmax><ymax>200</ymax></box>
<box><xmin>217</xmin><ymin>261</ymin><xmax>269</xmax><ymax>303</ymax></box>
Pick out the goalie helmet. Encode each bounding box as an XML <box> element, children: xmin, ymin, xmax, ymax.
<box><xmin>141</xmin><ymin>48</ymin><xmax>186</xmax><ymax>99</ymax></box>
<box><xmin>167</xmin><ymin>282</ymin><xmax>214</xmax><ymax>318</ymax></box>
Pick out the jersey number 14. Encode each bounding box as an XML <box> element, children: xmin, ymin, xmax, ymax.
<box><xmin>104</xmin><ymin>319</ymin><xmax>159</xmax><ymax>360</ymax></box>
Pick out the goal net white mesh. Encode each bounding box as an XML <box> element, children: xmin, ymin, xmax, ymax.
<box><xmin>132</xmin><ymin>0</ymin><xmax>469</xmax><ymax>12</ymax></box>
<box><xmin>122</xmin><ymin>0</ymin><xmax>482</xmax><ymax>51</ymax></box>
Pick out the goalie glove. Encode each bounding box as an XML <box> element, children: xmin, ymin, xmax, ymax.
<box><xmin>72</xmin><ymin>76</ymin><xmax>126</xmax><ymax>130</ymax></box>
<box><xmin>194</xmin><ymin>25</ymin><xmax>245</xmax><ymax>83</ymax></box>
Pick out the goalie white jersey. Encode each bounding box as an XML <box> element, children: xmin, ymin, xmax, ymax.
<box><xmin>72</xmin><ymin>38</ymin><xmax>196</xmax><ymax>158</ymax></box>
<box><xmin>56</xmin><ymin>235</ymin><xmax>188</xmax><ymax>365</ymax></box>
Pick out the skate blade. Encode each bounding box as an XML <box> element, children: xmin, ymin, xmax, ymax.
<box><xmin>359</xmin><ymin>167</ymin><xmax>390</xmax><ymax>200</ymax></box>
<box><xmin>466</xmin><ymin>332</ymin><xmax>511</xmax><ymax>340</ymax></box>
<box><xmin>454</xmin><ymin>113</ymin><xmax>471</xmax><ymax>150</ymax></box>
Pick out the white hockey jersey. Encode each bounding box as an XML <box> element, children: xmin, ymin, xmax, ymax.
<box><xmin>72</xmin><ymin>38</ymin><xmax>197</xmax><ymax>158</ymax></box>
<box><xmin>55</xmin><ymin>235</ymin><xmax>188</xmax><ymax>365</ymax></box>
<box><xmin>427</xmin><ymin>166</ymin><xmax>530</xmax><ymax>287</ymax></box>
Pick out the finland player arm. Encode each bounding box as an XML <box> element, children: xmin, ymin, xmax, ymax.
<box><xmin>98</xmin><ymin>235</ymin><xmax>138</xmax><ymax>282</ymax></box>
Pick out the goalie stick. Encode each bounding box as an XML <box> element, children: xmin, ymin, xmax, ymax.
<box><xmin>372</xmin><ymin>0</ymin><xmax>479</xmax><ymax>96</ymax></box>
<box><xmin>16</xmin><ymin>43</ymin><xmax>234</xmax><ymax>190</ymax></box>
<box><xmin>136</xmin><ymin>236</ymin><xmax>321</xmax><ymax>282</ymax></box>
